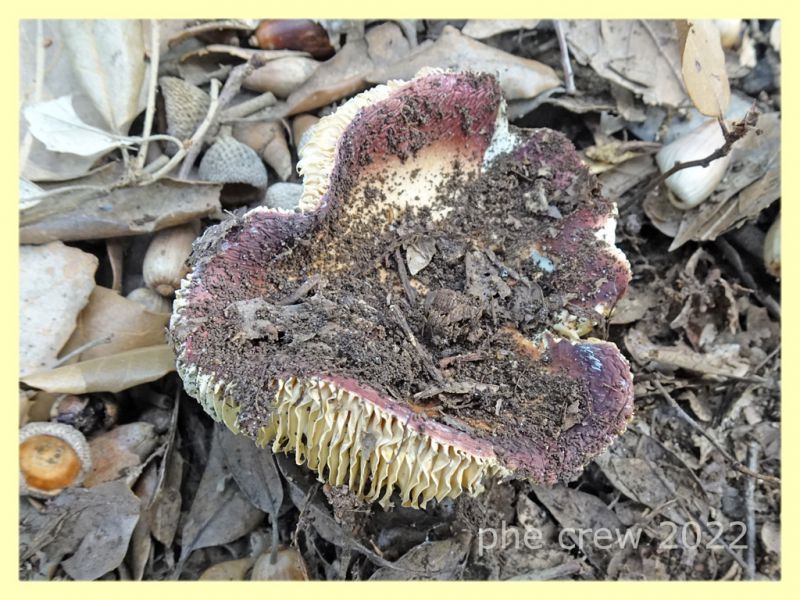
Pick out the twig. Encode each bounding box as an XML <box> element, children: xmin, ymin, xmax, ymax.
<box><xmin>745</xmin><ymin>441</ymin><xmax>759</xmax><ymax>579</ymax></box>
<box><xmin>177</xmin><ymin>55</ymin><xmax>268</xmax><ymax>179</ymax></box>
<box><xmin>394</xmin><ymin>248</ymin><xmax>418</xmax><ymax>304</ymax></box>
<box><xmin>51</xmin><ymin>335</ymin><xmax>113</xmax><ymax>368</ymax></box>
<box><xmin>388</xmin><ymin>304</ymin><xmax>444</xmax><ymax>384</ymax></box>
<box><xmin>20</xmin><ymin>19</ymin><xmax>46</xmax><ymax>174</ymax></box>
<box><xmin>644</xmin><ymin>110</ymin><xmax>758</xmax><ymax>196</ymax></box>
<box><xmin>654</xmin><ymin>380</ymin><xmax>779</xmax><ymax>485</ymax></box>
<box><xmin>715</xmin><ymin>237</ymin><xmax>781</xmax><ymax>321</ymax></box>
<box><xmin>134</xmin><ymin>20</ymin><xmax>160</xmax><ymax>173</ymax></box>
<box><xmin>552</xmin><ymin>20</ymin><xmax>576</xmax><ymax>94</ymax></box>
<box><xmin>275</xmin><ymin>274</ymin><xmax>322</xmax><ymax>305</ymax></box>
<box><xmin>145</xmin><ymin>78</ymin><xmax>221</xmax><ymax>182</ymax></box>
<box><xmin>221</xmin><ymin>91</ymin><xmax>277</xmax><ymax>121</ymax></box>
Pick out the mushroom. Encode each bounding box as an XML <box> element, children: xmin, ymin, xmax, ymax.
<box><xmin>19</xmin><ymin>421</ymin><xmax>91</xmax><ymax>498</ymax></box>
<box><xmin>170</xmin><ymin>70</ymin><xmax>634</xmax><ymax>509</ymax></box>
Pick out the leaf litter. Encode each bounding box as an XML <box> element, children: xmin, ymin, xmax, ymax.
<box><xmin>18</xmin><ymin>18</ymin><xmax>780</xmax><ymax>581</ymax></box>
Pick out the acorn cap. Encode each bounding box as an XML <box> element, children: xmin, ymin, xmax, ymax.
<box><xmin>170</xmin><ymin>70</ymin><xmax>633</xmax><ymax>509</ymax></box>
<box><xmin>19</xmin><ymin>421</ymin><xmax>92</xmax><ymax>498</ymax></box>
<box><xmin>198</xmin><ymin>135</ymin><xmax>269</xmax><ymax>189</ymax></box>
<box><xmin>160</xmin><ymin>76</ymin><xmax>212</xmax><ymax>141</ymax></box>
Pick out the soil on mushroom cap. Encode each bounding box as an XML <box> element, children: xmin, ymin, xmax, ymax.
<box><xmin>185</xmin><ymin>122</ymin><xmax>626</xmax><ymax>481</ymax></box>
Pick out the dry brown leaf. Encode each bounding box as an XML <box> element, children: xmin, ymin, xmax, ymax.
<box><xmin>369</xmin><ymin>25</ymin><xmax>560</xmax><ymax>101</ymax></box>
<box><xmin>676</xmin><ymin>20</ymin><xmax>730</xmax><ymax>118</ymax></box>
<box><xmin>19</xmin><ymin>241</ymin><xmax>98</xmax><ymax>377</ymax></box>
<box><xmin>84</xmin><ymin>422</ymin><xmax>159</xmax><ymax>487</ymax></box>
<box><xmin>20</xmin><ymin>169</ymin><xmax>222</xmax><ymax>244</ymax></box>
<box><xmin>21</xmin><ymin>344</ymin><xmax>176</xmax><ymax>394</ymax></box>
<box><xmin>624</xmin><ymin>327</ymin><xmax>749</xmax><ymax>379</ymax></box>
<box><xmin>201</xmin><ymin>558</ymin><xmax>255</xmax><ymax>580</ymax></box>
<box><xmin>61</xmin><ymin>286</ymin><xmax>170</xmax><ymax>361</ymax></box>
<box><xmin>19</xmin><ymin>479</ymin><xmax>141</xmax><ymax>580</ymax></box>
<box><xmin>564</xmin><ymin>20</ymin><xmax>688</xmax><ymax>108</ymax></box>
<box><xmin>461</xmin><ymin>20</ymin><xmax>539</xmax><ymax>39</ymax></box>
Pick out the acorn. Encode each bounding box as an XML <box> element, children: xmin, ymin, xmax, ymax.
<box><xmin>19</xmin><ymin>422</ymin><xmax>92</xmax><ymax>498</ymax></box>
<box><xmin>251</xmin><ymin>20</ymin><xmax>334</xmax><ymax>60</ymax></box>
<box><xmin>251</xmin><ymin>548</ymin><xmax>309</xmax><ymax>581</ymax></box>
<box><xmin>265</xmin><ymin>182</ymin><xmax>303</xmax><ymax>211</ymax></box>
<box><xmin>764</xmin><ymin>213</ymin><xmax>780</xmax><ymax>279</ymax></box>
<box><xmin>655</xmin><ymin>119</ymin><xmax>732</xmax><ymax>209</ymax></box>
<box><xmin>292</xmin><ymin>114</ymin><xmax>320</xmax><ymax>154</ymax></box>
<box><xmin>143</xmin><ymin>222</ymin><xmax>201</xmax><ymax>297</ymax></box>
<box><xmin>199</xmin><ymin>135</ymin><xmax>269</xmax><ymax>189</ymax></box>
<box><xmin>231</xmin><ymin>122</ymin><xmax>292</xmax><ymax>182</ymax></box>
<box><xmin>126</xmin><ymin>286</ymin><xmax>173</xmax><ymax>313</ymax></box>
<box><xmin>160</xmin><ymin>77</ymin><xmax>212</xmax><ymax>142</ymax></box>
<box><xmin>714</xmin><ymin>19</ymin><xmax>743</xmax><ymax>49</ymax></box>
<box><xmin>243</xmin><ymin>56</ymin><xmax>320</xmax><ymax>98</ymax></box>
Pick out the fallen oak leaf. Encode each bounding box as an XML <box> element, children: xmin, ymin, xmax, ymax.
<box><xmin>676</xmin><ymin>20</ymin><xmax>731</xmax><ymax>119</ymax></box>
<box><xmin>21</xmin><ymin>344</ymin><xmax>176</xmax><ymax>394</ymax></box>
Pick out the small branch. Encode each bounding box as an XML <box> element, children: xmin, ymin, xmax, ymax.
<box><xmin>745</xmin><ymin>441</ymin><xmax>759</xmax><ymax>580</ymax></box>
<box><xmin>645</xmin><ymin>109</ymin><xmax>759</xmax><ymax>196</ymax></box>
<box><xmin>275</xmin><ymin>274</ymin><xmax>322</xmax><ymax>305</ymax></box>
<box><xmin>553</xmin><ymin>20</ymin><xmax>576</xmax><ymax>94</ymax></box>
<box><xmin>134</xmin><ymin>20</ymin><xmax>160</xmax><ymax>174</ymax></box>
<box><xmin>715</xmin><ymin>237</ymin><xmax>781</xmax><ymax>321</ymax></box>
<box><xmin>394</xmin><ymin>248</ymin><xmax>418</xmax><ymax>304</ymax></box>
<box><xmin>145</xmin><ymin>78</ymin><xmax>221</xmax><ymax>182</ymax></box>
<box><xmin>654</xmin><ymin>380</ymin><xmax>779</xmax><ymax>485</ymax></box>
<box><xmin>221</xmin><ymin>91</ymin><xmax>277</xmax><ymax>121</ymax></box>
<box><xmin>389</xmin><ymin>304</ymin><xmax>444</xmax><ymax>385</ymax></box>
<box><xmin>52</xmin><ymin>335</ymin><xmax>113</xmax><ymax>368</ymax></box>
<box><xmin>177</xmin><ymin>55</ymin><xmax>268</xmax><ymax>180</ymax></box>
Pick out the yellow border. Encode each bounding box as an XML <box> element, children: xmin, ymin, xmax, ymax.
<box><xmin>5</xmin><ymin>2</ymin><xmax>791</xmax><ymax>595</ymax></box>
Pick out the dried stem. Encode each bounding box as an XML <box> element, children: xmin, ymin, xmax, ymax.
<box><xmin>645</xmin><ymin>109</ymin><xmax>759</xmax><ymax>196</ymax></box>
<box><xmin>654</xmin><ymin>380</ymin><xmax>779</xmax><ymax>485</ymax></box>
<box><xmin>553</xmin><ymin>20</ymin><xmax>576</xmax><ymax>94</ymax></box>
<box><xmin>177</xmin><ymin>55</ymin><xmax>268</xmax><ymax>179</ymax></box>
<box><xmin>145</xmin><ymin>79</ymin><xmax>221</xmax><ymax>182</ymax></box>
<box><xmin>134</xmin><ymin>20</ymin><xmax>161</xmax><ymax>174</ymax></box>
<box><xmin>715</xmin><ymin>237</ymin><xmax>781</xmax><ymax>321</ymax></box>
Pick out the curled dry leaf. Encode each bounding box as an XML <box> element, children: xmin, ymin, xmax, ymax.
<box><xmin>20</xmin><ymin>344</ymin><xmax>176</xmax><ymax>394</ymax></box>
<box><xmin>60</xmin><ymin>286</ymin><xmax>170</xmax><ymax>361</ymax></box>
<box><xmin>676</xmin><ymin>20</ymin><xmax>731</xmax><ymax>118</ymax></box>
<box><xmin>369</xmin><ymin>533</ymin><xmax>471</xmax><ymax>580</ymax></box>
<box><xmin>563</xmin><ymin>20</ymin><xmax>689</xmax><ymax>108</ymax></box>
<box><xmin>19</xmin><ymin>241</ymin><xmax>98</xmax><ymax>377</ymax></box>
<box><xmin>83</xmin><ymin>422</ymin><xmax>159</xmax><ymax>487</ymax></box>
<box><xmin>20</xmin><ymin>172</ymin><xmax>222</xmax><ymax>244</ymax></box>
<box><xmin>461</xmin><ymin>19</ymin><xmax>539</xmax><ymax>39</ymax></box>
<box><xmin>624</xmin><ymin>327</ymin><xmax>750</xmax><ymax>379</ymax></box>
<box><xmin>368</xmin><ymin>25</ymin><xmax>560</xmax><ymax>101</ymax></box>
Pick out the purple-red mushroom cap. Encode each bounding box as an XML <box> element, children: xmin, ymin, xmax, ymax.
<box><xmin>170</xmin><ymin>69</ymin><xmax>634</xmax><ymax>509</ymax></box>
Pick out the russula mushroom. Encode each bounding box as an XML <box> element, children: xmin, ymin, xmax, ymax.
<box><xmin>19</xmin><ymin>421</ymin><xmax>91</xmax><ymax>498</ymax></box>
<box><xmin>170</xmin><ymin>70</ymin><xmax>634</xmax><ymax>509</ymax></box>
